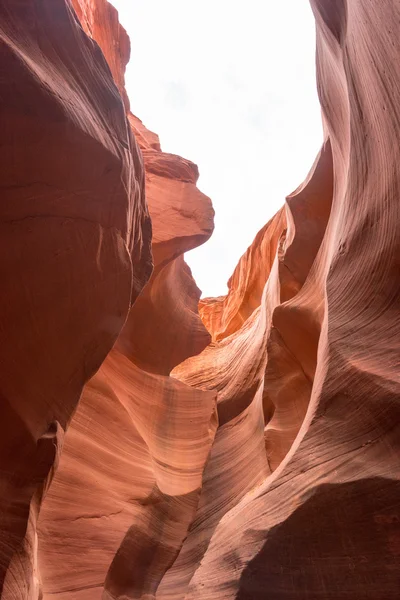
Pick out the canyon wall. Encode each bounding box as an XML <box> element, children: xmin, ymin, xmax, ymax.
<box><xmin>0</xmin><ymin>0</ymin><xmax>152</xmax><ymax>596</ymax></box>
<box><xmin>1</xmin><ymin>0</ymin><xmax>399</xmax><ymax>599</ymax></box>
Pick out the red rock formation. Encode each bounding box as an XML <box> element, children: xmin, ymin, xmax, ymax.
<box><xmin>35</xmin><ymin>2</ymin><xmax>216</xmax><ymax>600</ymax></box>
<box><xmin>164</xmin><ymin>139</ymin><xmax>333</xmax><ymax>597</ymax></box>
<box><xmin>0</xmin><ymin>0</ymin><xmax>151</xmax><ymax>597</ymax></box>
<box><xmin>71</xmin><ymin>0</ymin><xmax>131</xmax><ymax>110</ymax></box>
<box><xmin>2</xmin><ymin>0</ymin><xmax>400</xmax><ymax>599</ymax></box>
<box><xmin>180</xmin><ymin>1</ymin><xmax>400</xmax><ymax>598</ymax></box>
<box><xmin>37</xmin><ymin>136</ymin><xmax>216</xmax><ymax>598</ymax></box>
<box><xmin>199</xmin><ymin>209</ymin><xmax>287</xmax><ymax>342</ymax></box>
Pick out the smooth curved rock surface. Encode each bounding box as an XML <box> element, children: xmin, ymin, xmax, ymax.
<box><xmin>35</xmin><ymin>2</ymin><xmax>216</xmax><ymax>600</ymax></box>
<box><xmin>2</xmin><ymin>0</ymin><xmax>400</xmax><ymax>599</ymax></box>
<box><xmin>182</xmin><ymin>1</ymin><xmax>400</xmax><ymax>598</ymax></box>
<box><xmin>0</xmin><ymin>0</ymin><xmax>151</xmax><ymax>596</ymax></box>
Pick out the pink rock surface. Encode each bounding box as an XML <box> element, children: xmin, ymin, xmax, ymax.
<box><xmin>0</xmin><ymin>0</ymin><xmax>151</xmax><ymax>596</ymax></box>
<box><xmin>182</xmin><ymin>2</ymin><xmax>400</xmax><ymax>598</ymax></box>
<box><xmin>2</xmin><ymin>0</ymin><xmax>400</xmax><ymax>599</ymax></box>
<box><xmin>36</xmin><ymin>2</ymin><xmax>216</xmax><ymax>599</ymax></box>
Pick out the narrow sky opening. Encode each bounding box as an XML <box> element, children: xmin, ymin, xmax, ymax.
<box><xmin>110</xmin><ymin>0</ymin><xmax>323</xmax><ymax>297</ymax></box>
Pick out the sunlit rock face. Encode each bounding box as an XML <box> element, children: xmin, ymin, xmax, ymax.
<box><xmin>1</xmin><ymin>0</ymin><xmax>400</xmax><ymax>599</ymax></box>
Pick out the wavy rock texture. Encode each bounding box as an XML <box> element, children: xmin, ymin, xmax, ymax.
<box><xmin>2</xmin><ymin>0</ymin><xmax>400</xmax><ymax>599</ymax></box>
<box><xmin>0</xmin><ymin>0</ymin><xmax>152</xmax><ymax>597</ymax></box>
<box><xmin>35</xmin><ymin>2</ymin><xmax>216</xmax><ymax>600</ymax></box>
<box><xmin>182</xmin><ymin>1</ymin><xmax>400</xmax><ymax>599</ymax></box>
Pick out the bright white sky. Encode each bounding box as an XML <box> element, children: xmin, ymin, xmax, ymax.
<box><xmin>110</xmin><ymin>0</ymin><xmax>323</xmax><ymax>297</ymax></box>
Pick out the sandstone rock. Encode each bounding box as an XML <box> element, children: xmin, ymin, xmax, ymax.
<box><xmin>71</xmin><ymin>0</ymin><xmax>131</xmax><ymax>111</ymax></box>
<box><xmin>38</xmin><ymin>140</ymin><xmax>216</xmax><ymax>597</ymax></box>
<box><xmin>0</xmin><ymin>0</ymin><xmax>151</xmax><ymax>596</ymax></box>
<box><xmin>183</xmin><ymin>1</ymin><xmax>400</xmax><ymax>598</ymax></box>
<box><xmin>36</xmin><ymin>2</ymin><xmax>216</xmax><ymax>599</ymax></box>
<box><xmin>2</xmin><ymin>0</ymin><xmax>400</xmax><ymax>599</ymax></box>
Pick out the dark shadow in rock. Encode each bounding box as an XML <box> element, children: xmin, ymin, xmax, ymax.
<box><xmin>237</xmin><ymin>477</ymin><xmax>400</xmax><ymax>600</ymax></box>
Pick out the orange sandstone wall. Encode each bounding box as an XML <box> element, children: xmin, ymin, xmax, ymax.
<box><xmin>0</xmin><ymin>0</ymin><xmax>151</xmax><ymax>597</ymax></box>
<box><xmin>1</xmin><ymin>0</ymin><xmax>400</xmax><ymax>599</ymax></box>
<box><xmin>37</xmin><ymin>1</ymin><xmax>217</xmax><ymax>600</ymax></box>
<box><xmin>182</xmin><ymin>2</ymin><xmax>400</xmax><ymax>599</ymax></box>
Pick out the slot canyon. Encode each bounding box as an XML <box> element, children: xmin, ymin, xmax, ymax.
<box><xmin>0</xmin><ymin>0</ymin><xmax>399</xmax><ymax>598</ymax></box>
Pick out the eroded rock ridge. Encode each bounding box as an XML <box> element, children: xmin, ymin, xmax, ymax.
<box><xmin>1</xmin><ymin>0</ymin><xmax>399</xmax><ymax>599</ymax></box>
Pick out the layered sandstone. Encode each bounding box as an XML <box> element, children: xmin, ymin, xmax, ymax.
<box><xmin>0</xmin><ymin>0</ymin><xmax>152</xmax><ymax>596</ymax></box>
<box><xmin>182</xmin><ymin>2</ymin><xmax>400</xmax><ymax>599</ymax></box>
<box><xmin>37</xmin><ymin>98</ymin><xmax>217</xmax><ymax>600</ymax></box>
<box><xmin>1</xmin><ymin>0</ymin><xmax>400</xmax><ymax>599</ymax></box>
<box><xmin>36</xmin><ymin>2</ymin><xmax>216</xmax><ymax>600</ymax></box>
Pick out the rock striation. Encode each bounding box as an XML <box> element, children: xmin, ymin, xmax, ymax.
<box><xmin>1</xmin><ymin>0</ymin><xmax>399</xmax><ymax>599</ymax></box>
<box><xmin>0</xmin><ymin>0</ymin><xmax>152</xmax><ymax>596</ymax></box>
<box><xmin>36</xmin><ymin>2</ymin><xmax>216</xmax><ymax>600</ymax></box>
<box><xmin>180</xmin><ymin>2</ymin><xmax>400</xmax><ymax>599</ymax></box>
